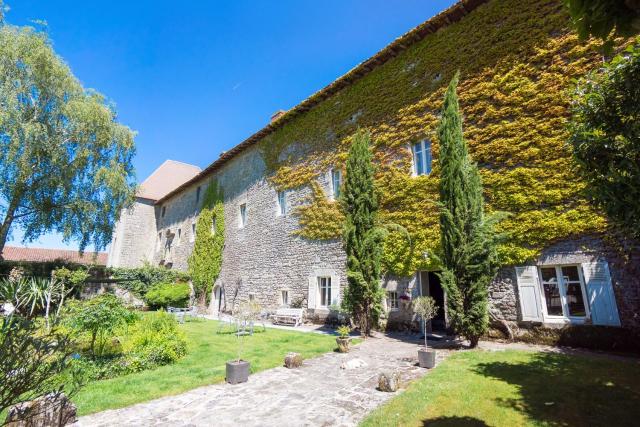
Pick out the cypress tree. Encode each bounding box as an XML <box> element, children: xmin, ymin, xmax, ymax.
<box><xmin>437</xmin><ymin>72</ymin><xmax>499</xmax><ymax>347</ymax></box>
<box><xmin>341</xmin><ymin>130</ymin><xmax>385</xmax><ymax>336</ymax></box>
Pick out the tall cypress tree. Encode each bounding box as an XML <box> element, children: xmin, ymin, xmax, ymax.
<box><xmin>438</xmin><ymin>72</ymin><xmax>499</xmax><ymax>347</ymax></box>
<box><xmin>342</xmin><ymin>130</ymin><xmax>384</xmax><ymax>336</ymax></box>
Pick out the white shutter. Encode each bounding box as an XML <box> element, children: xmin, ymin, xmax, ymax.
<box><xmin>582</xmin><ymin>262</ymin><xmax>621</xmax><ymax>327</ymax></box>
<box><xmin>515</xmin><ymin>266</ymin><xmax>543</xmax><ymax>322</ymax></box>
<box><xmin>307</xmin><ymin>277</ymin><xmax>317</xmax><ymax>309</ymax></box>
<box><xmin>330</xmin><ymin>275</ymin><xmax>340</xmax><ymax>307</ymax></box>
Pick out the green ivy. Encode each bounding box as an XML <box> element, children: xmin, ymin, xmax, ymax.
<box><xmin>188</xmin><ymin>180</ymin><xmax>225</xmax><ymax>305</ymax></box>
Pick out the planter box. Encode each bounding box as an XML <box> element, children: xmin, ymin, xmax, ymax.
<box><xmin>226</xmin><ymin>360</ymin><xmax>250</xmax><ymax>384</ymax></box>
<box><xmin>336</xmin><ymin>337</ymin><xmax>351</xmax><ymax>353</ymax></box>
<box><xmin>417</xmin><ymin>347</ymin><xmax>436</xmax><ymax>368</ymax></box>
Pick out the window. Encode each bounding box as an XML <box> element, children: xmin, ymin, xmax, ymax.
<box><xmin>239</xmin><ymin>203</ymin><xmax>247</xmax><ymax>228</ymax></box>
<box><xmin>331</xmin><ymin>169</ymin><xmax>342</xmax><ymax>199</ymax></box>
<box><xmin>412</xmin><ymin>140</ymin><xmax>432</xmax><ymax>176</ymax></box>
<box><xmin>318</xmin><ymin>277</ymin><xmax>332</xmax><ymax>307</ymax></box>
<box><xmin>281</xmin><ymin>290</ymin><xmax>289</xmax><ymax>306</ymax></box>
<box><xmin>539</xmin><ymin>265</ymin><xmax>588</xmax><ymax>318</ymax></box>
<box><xmin>249</xmin><ymin>293</ymin><xmax>255</xmax><ymax>302</ymax></box>
<box><xmin>156</xmin><ymin>232</ymin><xmax>162</xmax><ymax>252</ymax></box>
<box><xmin>190</xmin><ymin>223</ymin><xmax>196</xmax><ymax>242</ymax></box>
<box><xmin>161</xmin><ymin>206</ymin><xmax>166</xmax><ymax>218</ymax></box>
<box><xmin>387</xmin><ymin>291</ymin><xmax>399</xmax><ymax>310</ymax></box>
<box><xmin>196</xmin><ymin>186</ymin><xmax>201</xmax><ymax>203</ymax></box>
<box><xmin>277</xmin><ymin>191</ymin><xmax>287</xmax><ymax>216</ymax></box>
<box><xmin>176</xmin><ymin>228</ymin><xmax>182</xmax><ymax>246</ymax></box>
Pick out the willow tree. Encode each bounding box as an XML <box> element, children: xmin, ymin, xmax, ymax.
<box><xmin>341</xmin><ymin>130</ymin><xmax>384</xmax><ymax>336</ymax></box>
<box><xmin>0</xmin><ymin>23</ymin><xmax>136</xmax><ymax>253</ymax></box>
<box><xmin>188</xmin><ymin>181</ymin><xmax>224</xmax><ymax>306</ymax></box>
<box><xmin>438</xmin><ymin>72</ymin><xmax>500</xmax><ymax>348</ymax></box>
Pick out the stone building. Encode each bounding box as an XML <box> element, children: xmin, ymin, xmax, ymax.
<box><xmin>109</xmin><ymin>0</ymin><xmax>639</xmax><ymax>332</ymax></box>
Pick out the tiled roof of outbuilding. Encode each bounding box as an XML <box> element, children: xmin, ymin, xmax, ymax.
<box><xmin>1</xmin><ymin>246</ymin><xmax>108</xmax><ymax>266</ymax></box>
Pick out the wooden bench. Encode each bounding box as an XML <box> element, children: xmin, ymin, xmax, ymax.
<box><xmin>271</xmin><ymin>308</ymin><xmax>304</xmax><ymax>327</ymax></box>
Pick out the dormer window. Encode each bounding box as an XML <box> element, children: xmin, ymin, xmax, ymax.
<box><xmin>412</xmin><ymin>140</ymin><xmax>432</xmax><ymax>176</ymax></box>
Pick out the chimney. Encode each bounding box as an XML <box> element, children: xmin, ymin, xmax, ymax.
<box><xmin>270</xmin><ymin>110</ymin><xmax>286</xmax><ymax>123</ymax></box>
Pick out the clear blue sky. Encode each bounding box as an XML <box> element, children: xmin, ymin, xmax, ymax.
<box><xmin>8</xmin><ymin>0</ymin><xmax>456</xmax><ymax>251</ymax></box>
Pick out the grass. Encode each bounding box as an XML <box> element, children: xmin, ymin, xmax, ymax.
<box><xmin>73</xmin><ymin>319</ymin><xmax>338</xmax><ymax>415</ymax></box>
<box><xmin>361</xmin><ymin>349</ymin><xmax>640</xmax><ymax>427</ymax></box>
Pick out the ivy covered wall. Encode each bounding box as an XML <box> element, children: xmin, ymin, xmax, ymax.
<box><xmin>256</xmin><ymin>0</ymin><xmax>622</xmax><ymax>276</ymax></box>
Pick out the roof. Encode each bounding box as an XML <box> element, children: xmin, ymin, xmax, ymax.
<box><xmin>137</xmin><ymin>160</ymin><xmax>201</xmax><ymax>201</ymax></box>
<box><xmin>1</xmin><ymin>246</ymin><xmax>108</xmax><ymax>266</ymax></box>
<box><xmin>156</xmin><ymin>0</ymin><xmax>489</xmax><ymax>204</ymax></box>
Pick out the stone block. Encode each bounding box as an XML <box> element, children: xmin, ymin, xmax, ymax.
<box><xmin>284</xmin><ymin>352</ymin><xmax>303</xmax><ymax>368</ymax></box>
<box><xmin>5</xmin><ymin>392</ymin><xmax>77</xmax><ymax>427</ymax></box>
<box><xmin>378</xmin><ymin>371</ymin><xmax>401</xmax><ymax>392</ymax></box>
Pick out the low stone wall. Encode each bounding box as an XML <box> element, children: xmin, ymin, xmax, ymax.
<box><xmin>80</xmin><ymin>282</ymin><xmax>145</xmax><ymax>309</ymax></box>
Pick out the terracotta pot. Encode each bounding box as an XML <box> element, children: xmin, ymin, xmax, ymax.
<box><xmin>336</xmin><ymin>337</ymin><xmax>351</xmax><ymax>353</ymax></box>
<box><xmin>417</xmin><ymin>347</ymin><xmax>436</xmax><ymax>368</ymax></box>
<box><xmin>226</xmin><ymin>360</ymin><xmax>250</xmax><ymax>384</ymax></box>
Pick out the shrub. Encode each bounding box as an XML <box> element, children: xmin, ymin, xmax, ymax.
<box><xmin>121</xmin><ymin>311</ymin><xmax>187</xmax><ymax>367</ymax></box>
<box><xmin>144</xmin><ymin>282</ymin><xmax>191</xmax><ymax>309</ymax></box>
<box><xmin>64</xmin><ymin>294</ymin><xmax>136</xmax><ymax>357</ymax></box>
<box><xmin>109</xmin><ymin>263</ymin><xmax>190</xmax><ymax>299</ymax></box>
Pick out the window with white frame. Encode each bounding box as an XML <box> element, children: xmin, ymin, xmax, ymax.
<box><xmin>190</xmin><ymin>223</ymin><xmax>196</xmax><ymax>242</ymax></box>
<box><xmin>331</xmin><ymin>169</ymin><xmax>342</xmax><ymax>199</ymax></box>
<box><xmin>239</xmin><ymin>203</ymin><xmax>247</xmax><ymax>228</ymax></box>
<box><xmin>318</xmin><ymin>277</ymin><xmax>332</xmax><ymax>307</ymax></box>
<box><xmin>539</xmin><ymin>265</ymin><xmax>588</xmax><ymax>318</ymax></box>
<box><xmin>280</xmin><ymin>290</ymin><xmax>289</xmax><ymax>306</ymax></box>
<box><xmin>412</xmin><ymin>140</ymin><xmax>432</xmax><ymax>176</ymax></box>
<box><xmin>277</xmin><ymin>191</ymin><xmax>287</xmax><ymax>216</ymax></box>
<box><xmin>387</xmin><ymin>291</ymin><xmax>399</xmax><ymax>310</ymax></box>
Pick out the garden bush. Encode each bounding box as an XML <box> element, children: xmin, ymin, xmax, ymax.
<box><xmin>109</xmin><ymin>263</ymin><xmax>189</xmax><ymax>299</ymax></box>
<box><xmin>63</xmin><ymin>294</ymin><xmax>136</xmax><ymax>357</ymax></box>
<box><xmin>121</xmin><ymin>311</ymin><xmax>187</xmax><ymax>367</ymax></box>
<box><xmin>144</xmin><ymin>282</ymin><xmax>190</xmax><ymax>309</ymax></box>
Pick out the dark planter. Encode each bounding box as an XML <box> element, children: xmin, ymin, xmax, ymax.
<box><xmin>336</xmin><ymin>337</ymin><xmax>351</xmax><ymax>353</ymax></box>
<box><xmin>417</xmin><ymin>347</ymin><xmax>436</xmax><ymax>368</ymax></box>
<box><xmin>226</xmin><ymin>360</ymin><xmax>250</xmax><ymax>384</ymax></box>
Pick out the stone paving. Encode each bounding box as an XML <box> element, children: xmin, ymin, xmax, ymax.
<box><xmin>75</xmin><ymin>334</ymin><xmax>451</xmax><ymax>427</ymax></box>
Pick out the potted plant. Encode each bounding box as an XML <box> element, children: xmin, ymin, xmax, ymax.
<box><xmin>226</xmin><ymin>301</ymin><xmax>259</xmax><ymax>384</ymax></box>
<box><xmin>336</xmin><ymin>325</ymin><xmax>352</xmax><ymax>353</ymax></box>
<box><xmin>412</xmin><ymin>296</ymin><xmax>438</xmax><ymax>368</ymax></box>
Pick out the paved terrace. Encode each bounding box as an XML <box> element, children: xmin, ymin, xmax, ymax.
<box><xmin>76</xmin><ymin>333</ymin><xmax>452</xmax><ymax>427</ymax></box>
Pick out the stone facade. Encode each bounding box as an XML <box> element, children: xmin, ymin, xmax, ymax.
<box><xmin>108</xmin><ymin>0</ymin><xmax>640</xmax><ymax>333</ymax></box>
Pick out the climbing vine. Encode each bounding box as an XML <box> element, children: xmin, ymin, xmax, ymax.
<box><xmin>187</xmin><ymin>180</ymin><xmax>225</xmax><ymax>305</ymax></box>
<box><xmin>257</xmin><ymin>0</ymin><xmax>630</xmax><ymax>275</ymax></box>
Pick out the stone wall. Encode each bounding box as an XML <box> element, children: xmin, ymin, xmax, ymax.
<box><xmin>152</xmin><ymin>146</ymin><xmax>348</xmax><ymax>316</ymax></box>
<box><xmin>108</xmin><ymin>199</ymin><xmax>156</xmax><ymax>268</ymax></box>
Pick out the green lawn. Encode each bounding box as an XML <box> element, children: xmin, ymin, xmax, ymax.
<box><xmin>361</xmin><ymin>349</ymin><xmax>640</xmax><ymax>427</ymax></box>
<box><xmin>73</xmin><ymin>319</ymin><xmax>337</xmax><ymax>415</ymax></box>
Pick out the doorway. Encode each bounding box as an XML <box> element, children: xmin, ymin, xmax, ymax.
<box><xmin>418</xmin><ymin>271</ymin><xmax>446</xmax><ymax>330</ymax></box>
<box><xmin>212</xmin><ymin>285</ymin><xmax>225</xmax><ymax>314</ymax></box>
